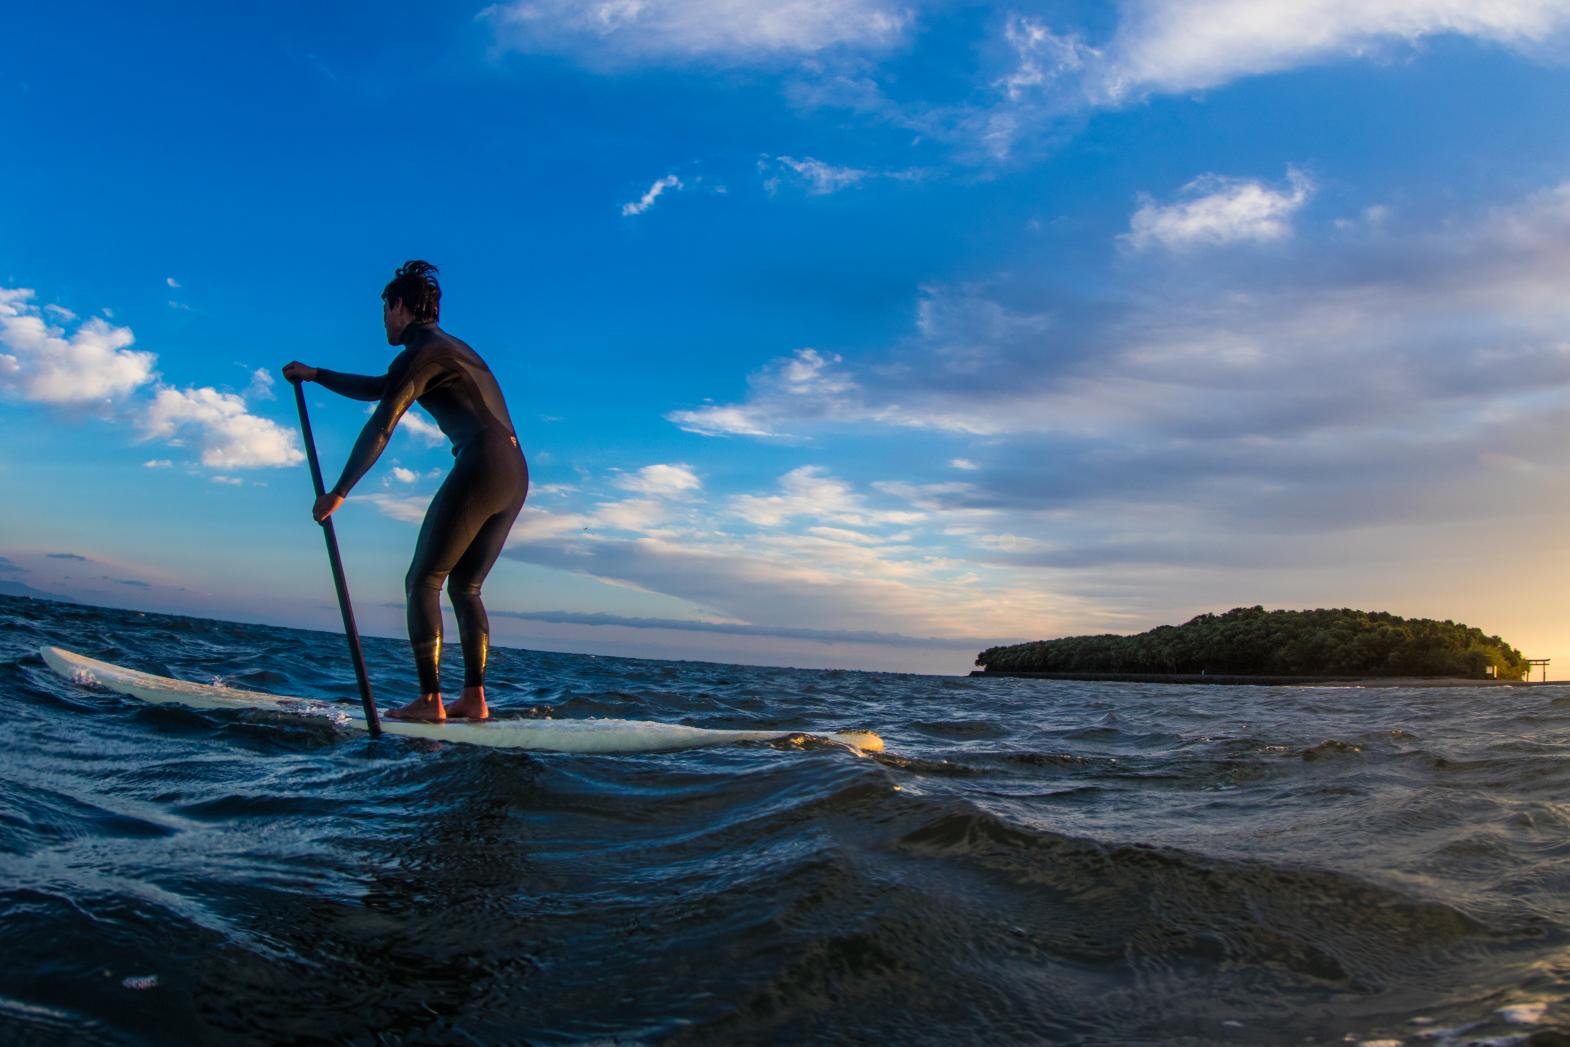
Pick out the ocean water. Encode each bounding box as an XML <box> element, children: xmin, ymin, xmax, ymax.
<box><xmin>5</xmin><ymin>595</ymin><xmax>1570</xmax><ymax>1045</ymax></box>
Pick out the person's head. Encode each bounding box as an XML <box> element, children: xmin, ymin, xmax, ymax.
<box><xmin>381</xmin><ymin>260</ymin><xmax>440</xmax><ymax>344</ymax></box>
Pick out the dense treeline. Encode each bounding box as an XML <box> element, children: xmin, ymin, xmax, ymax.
<box><xmin>977</xmin><ymin>606</ymin><xmax>1530</xmax><ymax>679</ymax></box>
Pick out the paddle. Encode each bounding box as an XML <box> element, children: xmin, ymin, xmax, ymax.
<box><xmin>290</xmin><ymin>378</ymin><xmax>383</xmax><ymax>738</ymax></box>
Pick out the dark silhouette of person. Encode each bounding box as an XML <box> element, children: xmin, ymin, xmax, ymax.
<box><xmin>284</xmin><ymin>261</ymin><xmax>527</xmax><ymax>722</ymax></box>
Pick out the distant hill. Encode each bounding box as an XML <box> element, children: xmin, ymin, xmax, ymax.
<box><xmin>977</xmin><ymin>606</ymin><xmax>1529</xmax><ymax>680</ymax></box>
<box><xmin>0</xmin><ymin>579</ymin><xmax>77</xmax><ymax>604</ymax></box>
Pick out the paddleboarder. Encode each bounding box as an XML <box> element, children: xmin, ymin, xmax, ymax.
<box><xmin>283</xmin><ymin>260</ymin><xmax>527</xmax><ymax>723</ymax></box>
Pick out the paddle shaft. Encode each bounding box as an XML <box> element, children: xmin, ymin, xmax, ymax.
<box><xmin>291</xmin><ymin>378</ymin><xmax>382</xmax><ymax>738</ymax></box>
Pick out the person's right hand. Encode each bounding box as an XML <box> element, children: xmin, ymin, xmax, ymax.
<box><xmin>282</xmin><ymin>361</ymin><xmax>317</xmax><ymax>382</ymax></box>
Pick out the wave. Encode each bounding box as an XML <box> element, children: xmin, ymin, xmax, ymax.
<box><xmin>5</xmin><ymin>594</ymin><xmax>1570</xmax><ymax>1044</ymax></box>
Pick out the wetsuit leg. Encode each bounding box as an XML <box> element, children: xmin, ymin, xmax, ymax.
<box><xmin>405</xmin><ymin>443</ymin><xmax>526</xmax><ymax>694</ymax></box>
<box><xmin>447</xmin><ymin>484</ymin><xmax>526</xmax><ymax>689</ymax></box>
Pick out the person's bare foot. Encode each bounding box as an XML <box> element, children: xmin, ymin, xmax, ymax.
<box><xmin>445</xmin><ymin>686</ymin><xmax>489</xmax><ymax>721</ymax></box>
<box><xmin>387</xmin><ymin>693</ymin><xmax>446</xmax><ymax>722</ymax></box>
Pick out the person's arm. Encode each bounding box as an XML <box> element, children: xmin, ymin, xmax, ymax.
<box><xmin>281</xmin><ymin>361</ymin><xmax>386</xmax><ymax>401</ymax></box>
<box><xmin>328</xmin><ymin>350</ymin><xmax>442</xmax><ymax>498</ymax></box>
<box><xmin>314</xmin><ymin>367</ymin><xmax>388</xmax><ymax>401</ymax></box>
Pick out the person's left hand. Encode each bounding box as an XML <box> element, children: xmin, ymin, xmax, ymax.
<box><xmin>313</xmin><ymin>492</ymin><xmax>344</xmax><ymax>523</ymax></box>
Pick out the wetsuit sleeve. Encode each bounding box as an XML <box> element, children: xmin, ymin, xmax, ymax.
<box><xmin>314</xmin><ymin>368</ymin><xmax>388</xmax><ymax>401</ymax></box>
<box><xmin>328</xmin><ymin>350</ymin><xmax>447</xmax><ymax>498</ymax></box>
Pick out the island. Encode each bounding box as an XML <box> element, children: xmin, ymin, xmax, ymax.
<box><xmin>974</xmin><ymin>606</ymin><xmax>1532</xmax><ymax>685</ymax></box>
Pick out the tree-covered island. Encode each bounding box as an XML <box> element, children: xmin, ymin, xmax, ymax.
<box><xmin>977</xmin><ymin>606</ymin><xmax>1530</xmax><ymax>680</ymax></box>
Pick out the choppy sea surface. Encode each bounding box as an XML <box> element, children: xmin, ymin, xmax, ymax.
<box><xmin>6</xmin><ymin>594</ymin><xmax>1570</xmax><ymax>1045</ymax></box>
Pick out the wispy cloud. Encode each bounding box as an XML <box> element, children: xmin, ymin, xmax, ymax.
<box><xmin>666</xmin><ymin>402</ymin><xmax>779</xmax><ymax>438</ymax></box>
<box><xmin>997</xmin><ymin>15</ymin><xmax>1094</xmax><ymax>100</ymax></box>
<box><xmin>503</xmin><ymin>511</ymin><xmax>1058</xmax><ymax>641</ymax></box>
<box><xmin>614</xmin><ymin>463</ymin><xmax>701</xmax><ymax>497</ymax></box>
<box><xmin>1083</xmin><ymin>0</ymin><xmax>1570</xmax><ymax>103</ymax></box>
<box><xmin>764</xmin><ymin>155</ymin><xmax>869</xmax><ymax>195</ymax></box>
<box><xmin>1123</xmin><ymin>168</ymin><xmax>1315</xmax><ymax>252</ymax></box>
<box><xmin>622</xmin><ymin>174</ymin><xmax>683</xmax><ymax>216</ymax></box>
<box><xmin>785</xmin><ymin>3</ymin><xmax>1570</xmax><ymax>169</ymax></box>
<box><xmin>661</xmin><ymin>176</ymin><xmax>1570</xmax><ymax>552</ymax></box>
<box><xmin>731</xmin><ymin>465</ymin><xmax>922</xmax><ymax>527</ymax></box>
<box><xmin>244</xmin><ymin>367</ymin><xmax>276</xmax><ymax>401</ymax></box>
<box><xmin>484</xmin><ymin>0</ymin><xmax>912</xmax><ymax>67</ymax></box>
<box><xmin>667</xmin><ymin>347</ymin><xmax>859</xmax><ymax>437</ymax></box>
<box><xmin>356</xmin><ymin>459</ymin><xmax>1073</xmax><ymax>643</ymax></box>
<box><xmin>489</xmin><ymin>607</ymin><xmax>981</xmax><ymax>649</ymax></box>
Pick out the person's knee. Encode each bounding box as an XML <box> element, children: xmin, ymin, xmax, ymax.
<box><xmin>446</xmin><ymin>574</ymin><xmax>482</xmax><ymax>602</ymax></box>
<box><xmin>406</xmin><ymin>566</ymin><xmax>445</xmax><ymax>599</ymax></box>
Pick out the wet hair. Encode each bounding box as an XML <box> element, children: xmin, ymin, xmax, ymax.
<box><xmin>381</xmin><ymin>260</ymin><xmax>441</xmax><ymax>323</ymax></box>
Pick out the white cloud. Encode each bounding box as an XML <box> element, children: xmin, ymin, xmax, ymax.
<box><xmin>1124</xmin><ymin>168</ymin><xmax>1315</xmax><ymax>252</ymax></box>
<box><xmin>0</xmin><ymin>284</ymin><xmax>313</xmax><ymax>476</ymax></box>
<box><xmin>659</xmin><ymin>177</ymin><xmax>1570</xmax><ymax>548</ymax></box>
<box><xmin>395</xmin><ymin>407</ymin><xmax>446</xmax><ymax>445</ymax></box>
<box><xmin>245</xmin><ymin>367</ymin><xmax>276</xmax><ymax>401</ymax></box>
<box><xmin>731</xmin><ymin>465</ymin><xmax>924</xmax><ymax>527</ymax></box>
<box><xmin>1088</xmin><ymin>0</ymin><xmax>1570</xmax><ymax>102</ymax></box>
<box><xmin>365</xmin><ymin>456</ymin><xmax>1082</xmax><ymax>644</ymax></box>
<box><xmin>971</xmin><ymin>532</ymin><xmax>1046</xmax><ymax>553</ymax></box>
<box><xmin>873</xmin><ymin>480</ymin><xmax>978</xmax><ymax>513</ymax></box>
<box><xmin>615</xmin><ymin>463</ymin><xmax>702</xmax><ymax>497</ymax></box>
<box><xmin>506</xmin><ymin>505</ymin><xmax>594</xmax><ymax>543</ymax></box>
<box><xmin>667</xmin><ymin>403</ymin><xmax>778</xmax><ymax>437</ymax></box>
<box><xmin>950</xmin><ymin>458</ymin><xmax>979</xmax><ymax>470</ymax></box>
<box><xmin>622</xmin><ymin>174</ymin><xmax>682</xmax><ymax>216</ymax></box>
<box><xmin>141</xmin><ymin>386</ymin><xmax>304</xmax><ymax>468</ymax></box>
<box><xmin>998</xmin><ymin>14</ymin><xmax>1094</xmax><ymax>100</ymax></box>
<box><xmin>166</xmin><ymin>277</ymin><xmax>180</xmax><ymax>289</ymax></box>
<box><xmin>594</xmin><ymin>497</ymin><xmax>670</xmax><ymax>532</ymax></box>
<box><xmin>825</xmin><ymin>3</ymin><xmax>1570</xmax><ymax>167</ymax></box>
<box><xmin>767</xmin><ymin>156</ymin><xmax>869</xmax><ymax>195</ymax></box>
<box><xmin>806</xmin><ymin>525</ymin><xmax>889</xmax><ymax>545</ymax></box>
<box><xmin>504</xmin><ymin>520</ymin><xmax>1067</xmax><ymax>641</ymax></box>
<box><xmin>485</xmin><ymin>0</ymin><xmax>911</xmax><ymax>66</ymax></box>
<box><xmin>0</xmin><ymin>288</ymin><xmax>157</xmax><ymax>404</ymax></box>
<box><xmin>389</xmin><ymin>466</ymin><xmax>419</xmax><ymax>484</ymax></box>
<box><xmin>363</xmin><ymin>494</ymin><xmax>431</xmax><ymax>523</ymax></box>
<box><xmin>667</xmin><ymin>347</ymin><xmax>860</xmax><ymax>437</ymax></box>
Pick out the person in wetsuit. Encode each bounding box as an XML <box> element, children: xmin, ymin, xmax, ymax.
<box><xmin>282</xmin><ymin>260</ymin><xmax>527</xmax><ymax>723</ymax></box>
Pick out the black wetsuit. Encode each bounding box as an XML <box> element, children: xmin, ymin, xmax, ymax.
<box><xmin>316</xmin><ymin>322</ymin><xmax>527</xmax><ymax>695</ymax></box>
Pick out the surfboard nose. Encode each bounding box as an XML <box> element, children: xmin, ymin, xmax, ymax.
<box><xmin>829</xmin><ymin>730</ymin><xmax>884</xmax><ymax>752</ymax></box>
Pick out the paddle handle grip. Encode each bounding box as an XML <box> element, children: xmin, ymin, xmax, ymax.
<box><xmin>292</xmin><ymin>378</ymin><xmax>382</xmax><ymax>738</ymax></box>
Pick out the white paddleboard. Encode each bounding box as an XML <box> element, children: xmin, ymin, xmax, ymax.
<box><xmin>40</xmin><ymin>646</ymin><xmax>883</xmax><ymax>754</ymax></box>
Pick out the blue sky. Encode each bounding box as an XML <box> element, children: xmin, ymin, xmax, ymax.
<box><xmin>5</xmin><ymin>2</ymin><xmax>1570</xmax><ymax>676</ymax></box>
